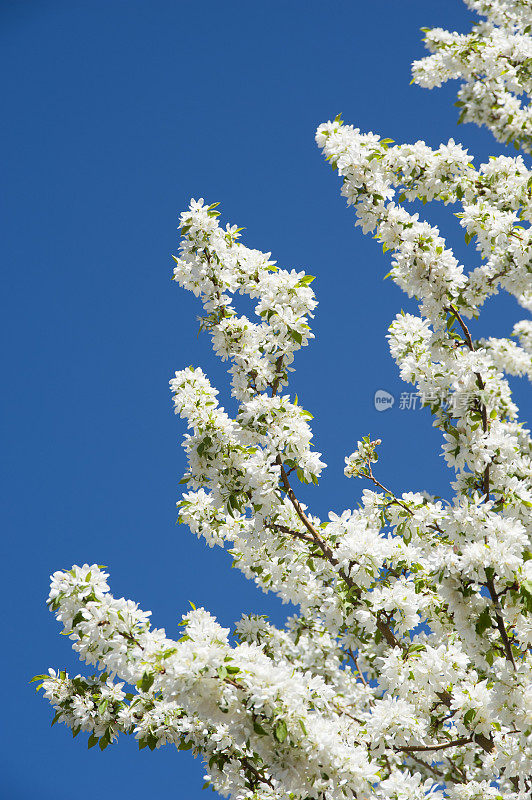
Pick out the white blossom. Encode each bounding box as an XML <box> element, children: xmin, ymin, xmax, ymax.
<box><xmin>39</xmin><ymin>2</ymin><xmax>532</xmax><ymax>798</ymax></box>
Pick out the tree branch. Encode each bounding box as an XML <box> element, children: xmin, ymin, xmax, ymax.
<box><xmin>394</xmin><ymin>736</ymin><xmax>473</xmax><ymax>753</ymax></box>
<box><xmin>276</xmin><ymin>458</ymin><xmax>404</xmax><ymax>651</ymax></box>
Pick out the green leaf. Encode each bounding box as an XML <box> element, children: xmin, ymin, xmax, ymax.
<box><xmin>178</xmin><ymin>739</ymin><xmax>193</xmax><ymax>751</ymax></box>
<box><xmin>88</xmin><ymin>733</ymin><xmax>99</xmax><ymax>749</ymax></box>
<box><xmin>408</xmin><ymin>643</ymin><xmax>426</xmax><ymax>656</ymax></box>
<box><xmin>296</xmin><ymin>275</ymin><xmax>315</xmax><ymax>287</ymax></box>
<box><xmin>464</xmin><ymin>709</ymin><xmax>477</xmax><ymax>727</ymax></box>
<box><xmin>137</xmin><ymin>672</ymin><xmax>154</xmax><ymax>693</ymax></box>
<box><xmin>273</xmin><ymin>720</ymin><xmax>288</xmax><ymax>743</ymax></box>
<box><xmin>475</xmin><ymin>609</ymin><xmax>492</xmax><ymax>636</ymax></box>
<box><xmin>290</xmin><ymin>329</ymin><xmax>303</xmax><ymax>345</ymax></box>
<box><xmin>253</xmin><ymin>721</ymin><xmax>268</xmax><ymax>736</ymax></box>
<box><xmin>30</xmin><ymin>674</ymin><xmax>48</xmax><ymax>684</ymax></box>
<box><xmin>72</xmin><ymin>611</ymin><xmax>85</xmax><ymax>628</ymax></box>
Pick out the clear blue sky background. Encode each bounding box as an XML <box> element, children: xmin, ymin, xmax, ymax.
<box><xmin>3</xmin><ymin>1</ymin><xmax>530</xmax><ymax>797</ymax></box>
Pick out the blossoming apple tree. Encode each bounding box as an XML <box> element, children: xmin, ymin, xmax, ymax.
<box><xmin>36</xmin><ymin>1</ymin><xmax>532</xmax><ymax>797</ymax></box>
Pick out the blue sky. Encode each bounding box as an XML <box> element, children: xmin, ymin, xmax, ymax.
<box><xmin>3</xmin><ymin>1</ymin><xmax>530</xmax><ymax>797</ymax></box>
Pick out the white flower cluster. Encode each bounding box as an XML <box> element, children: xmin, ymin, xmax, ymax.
<box><xmin>172</xmin><ymin>198</ymin><xmax>317</xmax><ymax>401</ymax></box>
<box><xmin>41</xmin><ymin>1</ymin><xmax>532</xmax><ymax>798</ymax></box>
<box><xmin>344</xmin><ymin>436</ymin><xmax>382</xmax><ymax>479</ymax></box>
<box><xmin>39</xmin><ymin>565</ymin><xmax>390</xmax><ymax>798</ymax></box>
<box><xmin>317</xmin><ymin>112</ymin><xmax>532</xmax><ymax>513</ymax></box>
<box><xmin>168</xmin><ymin>200</ymin><xmax>325</xmax><ymax>527</ymax></box>
<box><xmin>170</xmin><ymin>365</ymin><xmax>282</xmax><ymax>518</ymax></box>
<box><xmin>412</xmin><ymin>0</ymin><xmax>532</xmax><ymax>153</ymax></box>
<box><xmin>513</xmin><ymin>319</ymin><xmax>532</xmax><ymax>353</ymax></box>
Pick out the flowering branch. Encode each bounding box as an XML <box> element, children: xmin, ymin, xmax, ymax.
<box><xmin>39</xmin><ymin>2</ymin><xmax>532</xmax><ymax>797</ymax></box>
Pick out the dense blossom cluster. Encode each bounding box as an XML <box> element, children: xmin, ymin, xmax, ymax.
<box><xmin>40</xmin><ymin>1</ymin><xmax>532</xmax><ymax>798</ymax></box>
<box><xmin>412</xmin><ymin>0</ymin><xmax>532</xmax><ymax>153</ymax></box>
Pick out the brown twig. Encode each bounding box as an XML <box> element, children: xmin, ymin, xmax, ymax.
<box><xmin>446</xmin><ymin>306</ymin><xmax>516</xmax><ymax>670</ymax></box>
<box><xmin>406</xmin><ymin>751</ymin><xmax>446</xmax><ymax>780</ymax></box>
<box><xmin>447</xmin><ymin>304</ymin><xmax>490</xmax><ymax>499</ymax></box>
<box><xmin>394</xmin><ymin>736</ymin><xmax>473</xmax><ymax>753</ymax></box>
<box><xmin>266</xmin><ymin>521</ymin><xmax>315</xmax><ymax>545</ymax></box>
<box><xmin>485</xmin><ymin>576</ymin><xmax>517</xmax><ymax>669</ymax></box>
<box><xmin>277</xmin><ymin>458</ymin><xmax>404</xmax><ymax>651</ymax></box>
